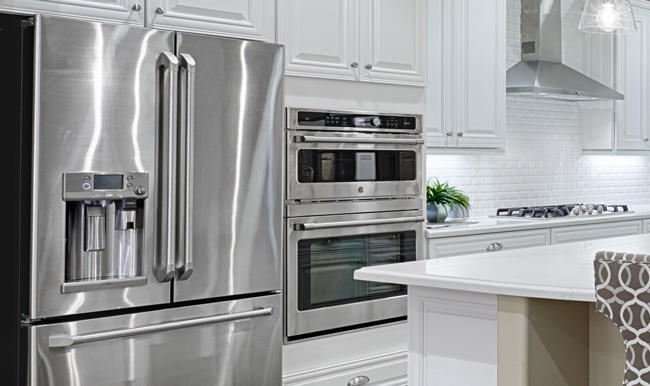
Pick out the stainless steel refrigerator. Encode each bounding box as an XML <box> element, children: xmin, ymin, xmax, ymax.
<box><xmin>1</xmin><ymin>12</ymin><xmax>284</xmax><ymax>386</ymax></box>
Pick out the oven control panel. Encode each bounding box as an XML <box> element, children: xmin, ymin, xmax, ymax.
<box><xmin>292</xmin><ymin>109</ymin><xmax>420</xmax><ymax>131</ymax></box>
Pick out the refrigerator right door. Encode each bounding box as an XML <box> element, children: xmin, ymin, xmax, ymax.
<box><xmin>173</xmin><ymin>33</ymin><xmax>284</xmax><ymax>302</ymax></box>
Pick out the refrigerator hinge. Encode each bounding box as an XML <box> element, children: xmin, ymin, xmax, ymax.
<box><xmin>21</xmin><ymin>18</ymin><xmax>35</xmax><ymax>28</ymax></box>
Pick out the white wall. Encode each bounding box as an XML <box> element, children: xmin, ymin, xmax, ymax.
<box><xmin>426</xmin><ymin>0</ymin><xmax>650</xmax><ymax>217</ymax></box>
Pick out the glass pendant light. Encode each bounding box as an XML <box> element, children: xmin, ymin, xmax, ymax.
<box><xmin>579</xmin><ymin>0</ymin><xmax>637</xmax><ymax>33</ymax></box>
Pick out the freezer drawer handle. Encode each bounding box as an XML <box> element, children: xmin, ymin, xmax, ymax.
<box><xmin>48</xmin><ymin>307</ymin><xmax>273</xmax><ymax>348</ymax></box>
<box><xmin>294</xmin><ymin>135</ymin><xmax>424</xmax><ymax>145</ymax></box>
<box><xmin>293</xmin><ymin>216</ymin><xmax>424</xmax><ymax>231</ymax></box>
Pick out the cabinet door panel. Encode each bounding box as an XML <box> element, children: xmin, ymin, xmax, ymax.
<box><xmin>359</xmin><ymin>0</ymin><xmax>426</xmax><ymax>86</ymax></box>
<box><xmin>148</xmin><ymin>0</ymin><xmax>275</xmax><ymax>41</ymax></box>
<box><xmin>0</xmin><ymin>0</ymin><xmax>142</xmax><ymax>24</ymax></box>
<box><xmin>550</xmin><ymin>221</ymin><xmax>642</xmax><ymax>244</ymax></box>
<box><xmin>616</xmin><ymin>5</ymin><xmax>650</xmax><ymax>150</ymax></box>
<box><xmin>278</xmin><ymin>0</ymin><xmax>359</xmax><ymax>80</ymax></box>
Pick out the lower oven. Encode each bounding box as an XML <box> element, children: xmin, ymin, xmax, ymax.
<box><xmin>286</xmin><ymin>209</ymin><xmax>424</xmax><ymax>339</ymax></box>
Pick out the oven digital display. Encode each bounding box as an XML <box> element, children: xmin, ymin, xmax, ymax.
<box><xmin>94</xmin><ymin>174</ymin><xmax>123</xmax><ymax>190</ymax></box>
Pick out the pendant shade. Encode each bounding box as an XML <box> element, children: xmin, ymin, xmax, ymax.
<box><xmin>579</xmin><ymin>0</ymin><xmax>637</xmax><ymax>33</ymax></box>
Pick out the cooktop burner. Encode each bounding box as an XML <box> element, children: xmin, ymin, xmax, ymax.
<box><xmin>492</xmin><ymin>204</ymin><xmax>630</xmax><ymax>219</ymax></box>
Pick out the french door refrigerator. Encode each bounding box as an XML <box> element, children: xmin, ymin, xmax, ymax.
<box><xmin>2</xmin><ymin>12</ymin><xmax>284</xmax><ymax>386</ymax></box>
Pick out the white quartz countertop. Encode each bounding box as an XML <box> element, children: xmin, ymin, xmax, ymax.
<box><xmin>355</xmin><ymin>233</ymin><xmax>650</xmax><ymax>302</ymax></box>
<box><xmin>425</xmin><ymin>206</ymin><xmax>650</xmax><ymax>238</ymax></box>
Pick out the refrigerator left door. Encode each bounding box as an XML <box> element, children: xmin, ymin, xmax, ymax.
<box><xmin>30</xmin><ymin>16</ymin><xmax>175</xmax><ymax>319</ymax></box>
<box><xmin>28</xmin><ymin>294</ymin><xmax>282</xmax><ymax>386</ymax></box>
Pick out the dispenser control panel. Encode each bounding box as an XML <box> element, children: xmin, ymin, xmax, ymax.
<box><xmin>63</xmin><ymin>172</ymin><xmax>149</xmax><ymax>201</ymax></box>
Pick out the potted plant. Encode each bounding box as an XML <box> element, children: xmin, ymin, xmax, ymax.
<box><xmin>426</xmin><ymin>178</ymin><xmax>471</xmax><ymax>223</ymax></box>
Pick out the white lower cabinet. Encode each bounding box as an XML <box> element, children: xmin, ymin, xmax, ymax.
<box><xmin>283</xmin><ymin>323</ymin><xmax>408</xmax><ymax>386</ymax></box>
<box><xmin>427</xmin><ymin>229</ymin><xmax>551</xmax><ymax>259</ymax></box>
<box><xmin>550</xmin><ymin>220</ymin><xmax>642</xmax><ymax>244</ymax></box>
<box><xmin>644</xmin><ymin>219</ymin><xmax>650</xmax><ymax>234</ymax></box>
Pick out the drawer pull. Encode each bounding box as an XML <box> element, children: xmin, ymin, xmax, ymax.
<box><xmin>348</xmin><ymin>375</ymin><xmax>370</xmax><ymax>386</ymax></box>
<box><xmin>486</xmin><ymin>242</ymin><xmax>503</xmax><ymax>252</ymax></box>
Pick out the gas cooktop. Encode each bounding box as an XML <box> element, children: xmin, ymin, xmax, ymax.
<box><xmin>490</xmin><ymin>204</ymin><xmax>631</xmax><ymax>220</ymax></box>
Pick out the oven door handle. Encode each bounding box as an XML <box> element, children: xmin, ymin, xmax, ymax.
<box><xmin>293</xmin><ymin>216</ymin><xmax>425</xmax><ymax>231</ymax></box>
<box><xmin>295</xmin><ymin>135</ymin><xmax>424</xmax><ymax>145</ymax></box>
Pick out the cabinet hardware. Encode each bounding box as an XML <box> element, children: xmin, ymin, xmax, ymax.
<box><xmin>351</xmin><ymin>62</ymin><xmax>359</xmax><ymax>68</ymax></box>
<box><xmin>446</xmin><ymin>132</ymin><xmax>453</xmax><ymax>137</ymax></box>
<box><xmin>457</xmin><ymin>132</ymin><xmax>464</xmax><ymax>137</ymax></box>
<box><xmin>486</xmin><ymin>242</ymin><xmax>503</xmax><ymax>251</ymax></box>
<box><xmin>131</xmin><ymin>4</ymin><xmax>142</xmax><ymax>11</ymax></box>
<box><xmin>155</xmin><ymin>7</ymin><xmax>164</xmax><ymax>14</ymax></box>
<box><xmin>644</xmin><ymin>138</ymin><xmax>649</xmax><ymax>142</ymax></box>
<box><xmin>365</xmin><ymin>64</ymin><xmax>373</xmax><ymax>70</ymax></box>
<box><xmin>348</xmin><ymin>376</ymin><xmax>370</xmax><ymax>386</ymax></box>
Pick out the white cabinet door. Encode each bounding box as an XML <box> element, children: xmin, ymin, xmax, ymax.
<box><xmin>427</xmin><ymin>229</ymin><xmax>551</xmax><ymax>259</ymax></box>
<box><xmin>615</xmin><ymin>2</ymin><xmax>650</xmax><ymax>151</ymax></box>
<box><xmin>358</xmin><ymin>0</ymin><xmax>426</xmax><ymax>86</ymax></box>
<box><xmin>550</xmin><ymin>220</ymin><xmax>642</xmax><ymax>244</ymax></box>
<box><xmin>278</xmin><ymin>0</ymin><xmax>359</xmax><ymax>80</ymax></box>
<box><xmin>0</xmin><ymin>0</ymin><xmax>143</xmax><ymax>25</ymax></box>
<box><xmin>644</xmin><ymin>219</ymin><xmax>650</xmax><ymax>234</ymax></box>
<box><xmin>278</xmin><ymin>0</ymin><xmax>426</xmax><ymax>86</ymax></box>
<box><xmin>427</xmin><ymin>0</ymin><xmax>506</xmax><ymax>149</ymax></box>
<box><xmin>147</xmin><ymin>0</ymin><xmax>275</xmax><ymax>41</ymax></box>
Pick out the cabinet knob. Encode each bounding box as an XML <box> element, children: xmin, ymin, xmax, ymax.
<box><xmin>348</xmin><ymin>376</ymin><xmax>370</xmax><ymax>386</ymax></box>
<box><xmin>644</xmin><ymin>138</ymin><xmax>649</xmax><ymax>142</ymax></box>
<box><xmin>446</xmin><ymin>131</ymin><xmax>453</xmax><ymax>137</ymax></box>
<box><xmin>155</xmin><ymin>7</ymin><xmax>164</xmax><ymax>14</ymax></box>
<box><xmin>486</xmin><ymin>242</ymin><xmax>503</xmax><ymax>251</ymax></box>
<box><xmin>365</xmin><ymin>64</ymin><xmax>373</xmax><ymax>70</ymax></box>
<box><xmin>351</xmin><ymin>62</ymin><xmax>359</xmax><ymax>68</ymax></box>
<box><xmin>131</xmin><ymin>4</ymin><xmax>142</xmax><ymax>11</ymax></box>
<box><xmin>457</xmin><ymin>132</ymin><xmax>464</xmax><ymax>137</ymax></box>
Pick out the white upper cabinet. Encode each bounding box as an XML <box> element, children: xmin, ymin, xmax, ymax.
<box><xmin>147</xmin><ymin>0</ymin><xmax>275</xmax><ymax>42</ymax></box>
<box><xmin>277</xmin><ymin>0</ymin><xmax>427</xmax><ymax>86</ymax></box>
<box><xmin>615</xmin><ymin>1</ymin><xmax>650</xmax><ymax>150</ymax></box>
<box><xmin>427</xmin><ymin>0</ymin><xmax>506</xmax><ymax>150</ymax></box>
<box><xmin>583</xmin><ymin>0</ymin><xmax>650</xmax><ymax>152</ymax></box>
<box><xmin>0</xmin><ymin>0</ymin><xmax>143</xmax><ymax>25</ymax></box>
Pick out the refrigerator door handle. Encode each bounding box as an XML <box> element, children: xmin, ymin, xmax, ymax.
<box><xmin>175</xmin><ymin>53</ymin><xmax>196</xmax><ymax>281</ymax></box>
<box><xmin>154</xmin><ymin>51</ymin><xmax>179</xmax><ymax>283</ymax></box>
<box><xmin>48</xmin><ymin>307</ymin><xmax>273</xmax><ymax>348</ymax></box>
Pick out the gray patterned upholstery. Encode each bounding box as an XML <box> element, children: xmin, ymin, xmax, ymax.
<box><xmin>594</xmin><ymin>251</ymin><xmax>650</xmax><ymax>386</ymax></box>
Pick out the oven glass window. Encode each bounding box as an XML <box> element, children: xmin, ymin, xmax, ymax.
<box><xmin>297</xmin><ymin>231</ymin><xmax>416</xmax><ymax>311</ymax></box>
<box><xmin>296</xmin><ymin>150</ymin><xmax>416</xmax><ymax>183</ymax></box>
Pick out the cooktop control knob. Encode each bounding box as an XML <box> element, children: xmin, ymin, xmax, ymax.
<box><xmin>135</xmin><ymin>186</ymin><xmax>147</xmax><ymax>196</ymax></box>
<box><xmin>371</xmin><ymin>117</ymin><xmax>381</xmax><ymax>126</ymax></box>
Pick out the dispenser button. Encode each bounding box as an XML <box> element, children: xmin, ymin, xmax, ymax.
<box><xmin>83</xmin><ymin>175</ymin><xmax>91</xmax><ymax>182</ymax></box>
<box><xmin>104</xmin><ymin>192</ymin><xmax>114</xmax><ymax>198</ymax></box>
<box><xmin>82</xmin><ymin>182</ymin><xmax>91</xmax><ymax>190</ymax></box>
<box><xmin>126</xmin><ymin>183</ymin><xmax>134</xmax><ymax>189</ymax></box>
<box><xmin>135</xmin><ymin>186</ymin><xmax>147</xmax><ymax>196</ymax></box>
<box><xmin>126</xmin><ymin>175</ymin><xmax>134</xmax><ymax>182</ymax></box>
<box><xmin>93</xmin><ymin>192</ymin><xmax>103</xmax><ymax>198</ymax></box>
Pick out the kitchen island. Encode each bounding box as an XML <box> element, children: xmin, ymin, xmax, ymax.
<box><xmin>352</xmin><ymin>234</ymin><xmax>650</xmax><ymax>386</ymax></box>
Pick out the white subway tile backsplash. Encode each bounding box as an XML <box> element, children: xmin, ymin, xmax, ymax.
<box><xmin>426</xmin><ymin>0</ymin><xmax>650</xmax><ymax>217</ymax></box>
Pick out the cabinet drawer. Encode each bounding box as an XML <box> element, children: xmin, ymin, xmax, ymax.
<box><xmin>551</xmin><ymin>220</ymin><xmax>642</xmax><ymax>244</ymax></box>
<box><xmin>427</xmin><ymin>229</ymin><xmax>551</xmax><ymax>259</ymax></box>
<box><xmin>283</xmin><ymin>351</ymin><xmax>407</xmax><ymax>386</ymax></box>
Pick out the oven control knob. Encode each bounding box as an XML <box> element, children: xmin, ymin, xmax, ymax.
<box><xmin>358</xmin><ymin>187</ymin><xmax>364</xmax><ymax>193</ymax></box>
<box><xmin>371</xmin><ymin>117</ymin><xmax>381</xmax><ymax>126</ymax></box>
<box><xmin>134</xmin><ymin>186</ymin><xmax>147</xmax><ymax>196</ymax></box>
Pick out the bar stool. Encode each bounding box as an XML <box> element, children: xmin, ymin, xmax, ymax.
<box><xmin>594</xmin><ymin>250</ymin><xmax>650</xmax><ymax>386</ymax></box>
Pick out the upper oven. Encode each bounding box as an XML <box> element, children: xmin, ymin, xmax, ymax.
<box><xmin>286</xmin><ymin>108</ymin><xmax>424</xmax><ymax>202</ymax></box>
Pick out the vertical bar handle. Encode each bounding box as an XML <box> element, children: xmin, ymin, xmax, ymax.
<box><xmin>176</xmin><ymin>53</ymin><xmax>195</xmax><ymax>281</ymax></box>
<box><xmin>154</xmin><ymin>52</ymin><xmax>179</xmax><ymax>283</ymax></box>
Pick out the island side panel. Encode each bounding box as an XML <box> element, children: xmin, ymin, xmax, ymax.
<box><xmin>589</xmin><ymin>303</ymin><xmax>625</xmax><ymax>386</ymax></box>
<box><xmin>408</xmin><ymin>286</ymin><xmax>498</xmax><ymax>386</ymax></box>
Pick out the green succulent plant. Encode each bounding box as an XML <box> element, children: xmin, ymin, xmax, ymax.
<box><xmin>426</xmin><ymin>178</ymin><xmax>471</xmax><ymax>214</ymax></box>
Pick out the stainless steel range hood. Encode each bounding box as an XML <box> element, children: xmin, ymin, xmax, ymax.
<box><xmin>506</xmin><ymin>0</ymin><xmax>623</xmax><ymax>101</ymax></box>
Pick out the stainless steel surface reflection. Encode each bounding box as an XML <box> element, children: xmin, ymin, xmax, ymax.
<box><xmin>30</xmin><ymin>295</ymin><xmax>282</xmax><ymax>386</ymax></box>
<box><xmin>172</xmin><ymin>34</ymin><xmax>284</xmax><ymax>301</ymax></box>
<box><xmin>32</xmin><ymin>17</ymin><xmax>174</xmax><ymax>318</ymax></box>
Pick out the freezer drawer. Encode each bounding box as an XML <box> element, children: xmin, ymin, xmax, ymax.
<box><xmin>29</xmin><ymin>294</ymin><xmax>282</xmax><ymax>386</ymax></box>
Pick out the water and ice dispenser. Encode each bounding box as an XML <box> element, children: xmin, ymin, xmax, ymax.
<box><xmin>62</xmin><ymin>172</ymin><xmax>149</xmax><ymax>293</ymax></box>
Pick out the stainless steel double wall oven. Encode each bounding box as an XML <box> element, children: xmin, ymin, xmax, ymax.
<box><xmin>284</xmin><ymin>108</ymin><xmax>425</xmax><ymax>340</ymax></box>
